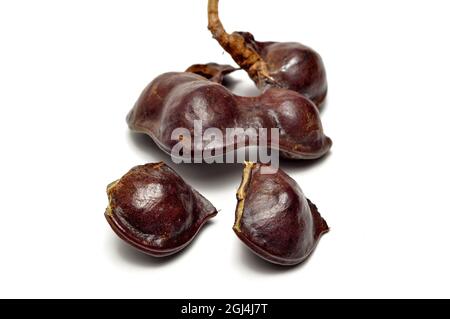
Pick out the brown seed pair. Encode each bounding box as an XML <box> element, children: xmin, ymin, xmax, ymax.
<box><xmin>127</xmin><ymin>1</ymin><xmax>332</xmax><ymax>161</ymax></box>
<box><xmin>127</xmin><ymin>71</ymin><xmax>332</xmax><ymax>161</ymax></box>
<box><xmin>105</xmin><ymin>162</ymin><xmax>328</xmax><ymax>266</ymax></box>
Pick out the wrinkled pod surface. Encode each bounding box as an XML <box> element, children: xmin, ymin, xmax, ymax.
<box><xmin>234</xmin><ymin>162</ymin><xmax>329</xmax><ymax>266</ymax></box>
<box><xmin>105</xmin><ymin>162</ymin><xmax>217</xmax><ymax>257</ymax></box>
<box><xmin>127</xmin><ymin>72</ymin><xmax>332</xmax><ymax>160</ymax></box>
<box><xmin>208</xmin><ymin>0</ymin><xmax>327</xmax><ymax>107</ymax></box>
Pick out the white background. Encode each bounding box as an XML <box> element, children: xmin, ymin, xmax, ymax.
<box><xmin>1</xmin><ymin>0</ymin><xmax>449</xmax><ymax>299</ymax></box>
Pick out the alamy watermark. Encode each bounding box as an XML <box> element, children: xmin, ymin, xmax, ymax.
<box><xmin>170</xmin><ymin>121</ymin><xmax>279</xmax><ymax>174</ymax></box>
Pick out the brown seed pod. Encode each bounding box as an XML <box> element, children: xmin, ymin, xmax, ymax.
<box><xmin>234</xmin><ymin>162</ymin><xmax>329</xmax><ymax>266</ymax></box>
<box><xmin>105</xmin><ymin>162</ymin><xmax>217</xmax><ymax>257</ymax></box>
<box><xmin>127</xmin><ymin>72</ymin><xmax>332</xmax><ymax>160</ymax></box>
<box><xmin>208</xmin><ymin>0</ymin><xmax>328</xmax><ymax>107</ymax></box>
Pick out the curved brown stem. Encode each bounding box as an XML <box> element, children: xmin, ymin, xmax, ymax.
<box><xmin>207</xmin><ymin>0</ymin><xmax>227</xmax><ymax>41</ymax></box>
<box><xmin>207</xmin><ymin>0</ymin><xmax>274</xmax><ymax>86</ymax></box>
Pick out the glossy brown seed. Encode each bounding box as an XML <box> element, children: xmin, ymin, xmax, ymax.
<box><xmin>127</xmin><ymin>72</ymin><xmax>332</xmax><ymax>160</ymax></box>
<box><xmin>234</xmin><ymin>162</ymin><xmax>329</xmax><ymax>266</ymax></box>
<box><xmin>208</xmin><ymin>0</ymin><xmax>327</xmax><ymax>107</ymax></box>
<box><xmin>105</xmin><ymin>162</ymin><xmax>217</xmax><ymax>257</ymax></box>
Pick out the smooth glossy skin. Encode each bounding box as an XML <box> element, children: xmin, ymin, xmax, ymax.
<box><xmin>105</xmin><ymin>162</ymin><xmax>217</xmax><ymax>257</ymax></box>
<box><xmin>127</xmin><ymin>72</ymin><xmax>332</xmax><ymax>160</ymax></box>
<box><xmin>208</xmin><ymin>0</ymin><xmax>327</xmax><ymax>107</ymax></box>
<box><xmin>234</xmin><ymin>163</ymin><xmax>329</xmax><ymax>266</ymax></box>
